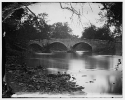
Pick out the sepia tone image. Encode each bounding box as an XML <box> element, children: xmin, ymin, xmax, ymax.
<box><xmin>2</xmin><ymin>2</ymin><xmax>122</xmax><ymax>98</ymax></box>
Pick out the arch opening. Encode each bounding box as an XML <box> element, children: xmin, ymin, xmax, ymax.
<box><xmin>29</xmin><ymin>43</ymin><xmax>44</xmax><ymax>53</ymax></box>
<box><xmin>72</xmin><ymin>42</ymin><xmax>92</xmax><ymax>52</ymax></box>
<box><xmin>49</xmin><ymin>42</ymin><xmax>68</xmax><ymax>52</ymax></box>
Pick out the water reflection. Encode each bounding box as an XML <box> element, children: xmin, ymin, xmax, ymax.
<box><xmin>68</xmin><ymin>59</ymin><xmax>86</xmax><ymax>73</ymax></box>
<box><xmin>69</xmin><ymin>70</ymin><xmax>122</xmax><ymax>94</ymax></box>
<box><xmin>26</xmin><ymin>51</ymin><xmax>122</xmax><ymax>95</ymax></box>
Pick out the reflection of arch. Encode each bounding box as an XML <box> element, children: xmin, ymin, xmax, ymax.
<box><xmin>49</xmin><ymin>42</ymin><xmax>68</xmax><ymax>51</ymax></box>
<box><xmin>29</xmin><ymin>43</ymin><xmax>43</xmax><ymax>52</ymax></box>
<box><xmin>72</xmin><ymin>42</ymin><xmax>92</xmax><ymax>51</ymax></box>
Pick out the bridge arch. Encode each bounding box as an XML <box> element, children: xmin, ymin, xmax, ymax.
<box><xmin>49</xmin><ymin>42</ymin><xmax>68</xmax><ymax>52</ymax></box>
<box><xmin>29</xmin><ymin>43</ymin><xmax>44</xmax><ymax>52</ymax></box>
<box><xmin>72</xmin><ymin>42</ymin><xmax>92</xmax><ymax>52</ymax></box>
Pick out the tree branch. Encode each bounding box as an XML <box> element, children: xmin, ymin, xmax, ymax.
<box><xmin>25</xmin><ymin>6</ymin><xmax>45</xmax><ymax>29</ymax></box>
<box><xmin>60</xmin><ymin>3</ymin><xmax>92</xmax><ymax>29</ymax></box>
<box><xmin>25</xmin><ymin>6</ymin><xmax>37</xmax><ymax>18</ymax></box>
<box><xmin>60</xmin><ymin>3</ymin><xmax>80</xmax><ymax>16</ymax></box>
<box><xmin>88</xmin><ymin>3</ymin><xmax>93</xmax><ymax>12</ymax></box>
<box><xmin>2</xmin><ymin>2</ymin><xmax>34</xmax><ymax>22</ymax></box>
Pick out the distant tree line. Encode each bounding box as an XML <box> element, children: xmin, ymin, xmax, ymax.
<box><xmin>81</xmin><ymin>25</ymin><xmax>114</xmax><ymax>41</ymax></box>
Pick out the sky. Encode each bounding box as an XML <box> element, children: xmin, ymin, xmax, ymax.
<box><xmin>28</xmin><ymin>3</ymin><xmax>106</xmax><ymax>37</ymax></box>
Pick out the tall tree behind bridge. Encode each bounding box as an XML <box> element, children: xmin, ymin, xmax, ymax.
<box><xmin>81</xmin><ymin>25</ymin><xmax>113</xmax><ymax>40</ymax></box>
<box><xmin>50</xmin><ymin>22</ymin><xmax>73</xmax><ymax>39</ymax></box>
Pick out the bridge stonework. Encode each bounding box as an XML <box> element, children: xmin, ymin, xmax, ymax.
<box><xmin>29</xmin><ymin>38</ymin><xmax>113</xmax><ymax>52</ymax></box>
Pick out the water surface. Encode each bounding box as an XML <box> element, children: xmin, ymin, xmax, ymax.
<box><xmin>25</xmin><ymin>51</ymin><xmax>122</xmax><ymax>96</ymax></box>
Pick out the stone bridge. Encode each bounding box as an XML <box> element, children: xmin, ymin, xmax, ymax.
<box><xmin>28</xmin><ymin>38</ymin><xmax>113</xmax><ymax>52</ymax></box>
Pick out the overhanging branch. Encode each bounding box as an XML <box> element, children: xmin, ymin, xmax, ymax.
<box><xmin>88</xmin><ymin>3</ymin><xmax>93</xmax><ymax>12</ymax></box>
<box><xmin>2</xmin><ymin>2</ymin><xmax>34</xmax><ymax>22</ymax></box>
<box><xmin>60</xmin><ymin>3</ymin><xmax>92</xmax><ymax>27</ymax></box>
<box><xmin>60</xmin><ymin>3</ymin><xmax>80</xmax><ymax>16</ymax></box>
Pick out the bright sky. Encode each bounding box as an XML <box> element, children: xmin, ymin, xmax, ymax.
<box><xmin>28</xmin><ymin>3</ymin><xmax>106</xmax><ymax>37</ymax></box>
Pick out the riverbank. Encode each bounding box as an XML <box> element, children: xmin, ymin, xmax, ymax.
<box><xmin>3</xmin><ymin>63</ymin><xmax>85</xmax><ymax>97</ymax></box>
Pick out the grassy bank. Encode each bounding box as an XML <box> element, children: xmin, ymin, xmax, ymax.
<box><xmin>3</xmin><ymin>64</ymin><xmax>85</xmax><ymax>97</ymax></box>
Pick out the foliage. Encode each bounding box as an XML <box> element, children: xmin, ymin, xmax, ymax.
<box><xmin>100</xmin><ymin>2</ymin><xmax>122</xmax><ymax>37</ymax></box>
<box><xmin>2</xmin><ymin>4</ymin><xmax>52</xmax><ymax>53</ymax></box>
<box><xmin>3</xmin><ymin>6</ymin><xmax>51</xmax><ymax>39</ymax></box>
<box><xmin>50</xmin><ymin>22</ymin><xmax>73</xmax><ymax>39</ymax></box>
<box><xmin>95</xmin><ymin>26</ymin><xmax>113</xmax><ymax>40</ymax></box>
<box><xmin>81</xmin><ymin>25</ymin><xmax>113</xmax><ymax>40</ymax></box>
<box><xmin>81</xmin><ymin>25</ymin><xmax>96</xmax><ymax>39</ymax></box>
<box><xmin>2</xmin><ymin>82</ymin><xmax>14</xmax><ymax>98</ymax></box>
<box><xmin>5</xmin><ymin>64</ymin><xmax>85</xmax><ymax>94</ymax></box>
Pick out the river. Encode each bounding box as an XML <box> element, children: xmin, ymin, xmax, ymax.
<box><xmin>22</xmin><ymin>51</ymin><xmax>122</xmax><ymax>97</ymax></box>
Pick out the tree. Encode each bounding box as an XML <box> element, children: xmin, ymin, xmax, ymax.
<box><xmin>50</xmin><ymin>22</ymin><xmax>73</xmax><ymax>39</ymax></box>
<box><xmin>95</xmin><ymin>25</ymin><xmax>113</xmax><ymax>40</ymax></box>
<box><xmin>2</xmin><ymin>2</ymin><xmax>49</xmax><ymax>39</ymax></box>
<box><xmin>81</xmin><ymin>25</ymin><xmax>96</xmax><ymax>39</ymax></box>
<box><xmin>81</xmin><ymin>25</ymin><xmax>113</xmax><ymax>40</ymax></box>
<box><xmin>100</xmin><ymin>2</ymin><xmax>122</xmax><ymax>37</ymax></box>
<box><xmin>3</xmin><ymin>3</ymin><xmax>51</xmax><ymax>41</ymax></box>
